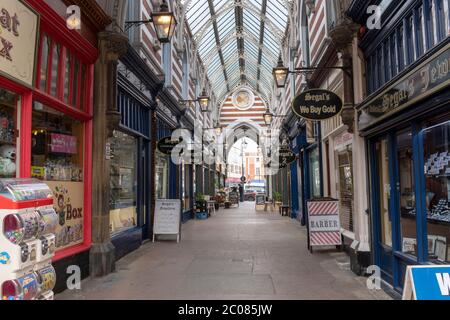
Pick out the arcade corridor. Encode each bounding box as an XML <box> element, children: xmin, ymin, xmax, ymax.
<box><xmin>2</xmin><ymin>0</ymin><xmax>450</xmax><ymax>304</ymax></box>
<box><xmin>57</xmin><ymin>203</ymin><xmax>390</xmax><ymax>300</ymax></box>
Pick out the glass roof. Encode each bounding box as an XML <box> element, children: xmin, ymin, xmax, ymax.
<box><xmin>183</xmin><ymin>0</ymin><xmax>290</xmax><ymax>105</ymax></box>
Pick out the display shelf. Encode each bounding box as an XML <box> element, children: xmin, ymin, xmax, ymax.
<box><xmin>0</xmin><ymin>139</ymin><xmax>15</xmax><ymax>145</ymax></box>
<box><xmin>401</xmin><ymin>212</ymin><xmax>450</xmax><ymax>226</ymax></box>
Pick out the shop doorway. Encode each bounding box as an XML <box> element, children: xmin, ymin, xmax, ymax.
<box><xmin>369</xmin><ymin>126</ymin><xmax>427</xmax><ymax>293</ymax></box>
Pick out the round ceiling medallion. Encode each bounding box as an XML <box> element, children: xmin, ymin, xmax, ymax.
<box><xmin>232</xmin><ymin>89</ymin><xmax>254</xmax><ymax>110</ymax></box>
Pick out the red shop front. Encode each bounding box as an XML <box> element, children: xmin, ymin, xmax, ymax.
<box><xmin>0</xmin><ymin>0</ymin><xmax>98</xmax><ymax>266</ymax></box>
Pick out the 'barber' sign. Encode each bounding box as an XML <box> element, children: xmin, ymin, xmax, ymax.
<box><xmin>307</xmin><ymin>199</ymin><xmax>341</xmax><ymax>246</ymax></box>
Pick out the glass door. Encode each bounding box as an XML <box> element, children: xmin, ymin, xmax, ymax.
<box><xmin>371</xmin><ymin>136</ymin><xmax>394</xmax><ymax>283</ymax></box>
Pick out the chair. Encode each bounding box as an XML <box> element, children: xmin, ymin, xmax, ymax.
<box><xmin>207</xmin><ymin>201</ymin><xmax>216</xmax><ymax>215</ymax></box>
<box><xmin>280</xmin><ymin>205</ymin><xmax>290</xmax><ymax>217</ymax></box>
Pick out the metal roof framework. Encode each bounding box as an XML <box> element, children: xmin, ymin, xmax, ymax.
<box><xmin>182</xmin><ymin>0</ymin><xmax>290</xmax><ymax>107</ymax></box>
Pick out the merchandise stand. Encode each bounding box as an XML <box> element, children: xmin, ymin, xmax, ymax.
<box><xmin>0</xmin><ymin>179</ymin><xmax>57</xmax><ymax>300</ymax></box>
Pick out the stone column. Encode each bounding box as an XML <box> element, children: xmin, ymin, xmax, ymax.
<box><xmin>330</xmin><ymin>20</ymin><xmax>371</xmax><ymax>275</ymax></box>
<box><xmin>90</xmin><ymin>31</ymin><xmax>128</xmax><ymax>277</ymax></box>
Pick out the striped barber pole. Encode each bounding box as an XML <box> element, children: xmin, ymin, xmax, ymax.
<box><xmin>307</xmin><ymin>200</ymin><xmax>342</xmax><ymax>247</ymax></box>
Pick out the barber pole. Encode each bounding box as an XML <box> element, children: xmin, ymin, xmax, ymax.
<box><xmin>307</xmin><ymin>199</ymin><xmax>342</xmax><ymax>247</ymax></box>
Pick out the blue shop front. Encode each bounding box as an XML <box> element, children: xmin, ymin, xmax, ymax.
<box><xmin>110</xmin><ymin>46</ymin><xmax>157</xmax><ymax>259</ymax></box>
<box><xmin>287</xmin><ymin>118</ymin><xmax>323</xmax><ymax>225</ymax></box>
<box><xmin>350</xmin><ymin>0</ymin><xmax>450</xmax><ymax>294</ymax></box>
<box><xmin>155</xmin><ymin>99</ymin><xmax>194</xmax><ymax>223</ymax></box>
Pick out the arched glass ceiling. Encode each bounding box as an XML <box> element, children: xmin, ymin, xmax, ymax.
<box><xmin>183</xmin><ymin>0</ymin><xmax>290</xmax><ymax>106</ymax></box>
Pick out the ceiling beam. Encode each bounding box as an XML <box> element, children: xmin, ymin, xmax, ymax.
<box><xmin>207</xmin><ymin>0</ymin><xmax>230</xmax><ymax>93</ymax></box>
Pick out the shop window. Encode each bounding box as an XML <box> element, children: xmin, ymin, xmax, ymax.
<box><xmin>415</xmin><ymin>6</ymin><xmax>425</xmax><ymax>58</ymax></box>
<box><xmin>423</xmin><ymin>120</ymin><xmax>450</xmax><ymax>263</ymax></box>
<box><xmin>184</xmin><ymin>163</ymin><xmax>191</xmax><ymax>210</ymax></box>
<box><xmin>309</xmin><ymin>148</ymin><xmax>321</xmax><ymax>199</ymax></box>
<box><xmin>376</xmin><ymin>138</ymin><xmax>392</xmax><ymax>247</ymax></box>
<box><xmin>383</xmin><ymin>40</ymin><xmax>391</xmax><ymax>82</ymax></box>
<box><xmin>39</xmin><ymin>35</ymin><xmax>50</xmax><ymax>91</ymax></box>
<box><xmin>0</xmin><ymin>89</ymin><xmax>18</xmax><ymax>178</ymax></box>
<box><xmin>397</xmin><ymin>130</ymin><xmax>417</xmax><ymax>256</ymax></box>
<box><xmin>434</xmin><ymin>0</ymin><xmax>447</xmax><ymax>41</ymax></box>
<box><xmin>72</xmin><ymin>59</ymin><xmax>79</xmax><ymax>107</ymax></box>
<box><xmin>31</xmin><ymin>102</ymin><xmax>85</xmax><ymax>251</ymax></box>
<box><xmin>337</xmin><ymin>148</ymin><xmax>354</xmax><ymax>232</ymax></box>
<box><xmin>424</xmin><ymin>0</ymin><xmax>435</xmax><ymax>50</ymax></box>
<box><xmin>109</xmin><ymin>130</ymin><xmax>138</xmax><ymax>235</ymax></box>
<box><xmin>397</xmin><ymin>25</ymin><xmax>405</xmax><ymax>73</ymax></box>
<box><xmin>50</xmin><ymin>43</ymin><xmax>61</xmax><ymax>97</ymax></box>
<box><xmin>64</xmin><ymin>51</ymin><xmax>71</xmax><ymax>104</ymax></box>
<box><xmin>36</xmin><ymin>34</ymin><xmax>87</xmax><ymax>111</ymax></box>
<box><xmin>156</xmin><ymin>150</ymin><xmax>169</xmax><ymax>199</ymax></box>
<box><xmin>390</xmin><ymin>33</ymin><xmax>398</xmax><ymax>78</ymax></box>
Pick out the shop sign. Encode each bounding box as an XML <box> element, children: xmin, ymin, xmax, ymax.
<box><xmin>50</xmin><ymin>133</ymin><xmax>77</xmax><ymax>154</ymax></box>
<box><xmin>359</xmin><ymin>43</ymin><xmax>450</xmax><ymax>131</ymax></box>
<box><xmin>403</xmin><ymin>265</ymin><xmax>450</xmax><ymax>300</ymax></box>
<box><xmin>0</xmin><ymin>0</ymin><xmax>39</xmax><ymax>87</ymax></box>
<box><xmin>153</xmin><ymin>199</ymin><xmax>181</xmax><ymax>243</ymax></box>
<box><xmin>278</xmin><ymin>148</ymin><xmax>296</xmax><ymax>169</ymax></box>
<box><xmin>255</xmin><ymin>194</ymin><xmax>265</xmax><ymax>205</ymax></box>
<box><xmin>46</xmin><ymin>181</ymin><xmax>84</xmax><ymax>251</ymax></box>
<box><xmin>292</xmin><ymin>89</ymin><xmax>343</xmax><ymax>121</ymax></box>
<box><xmin>157</xmin><ymin>136</ymin><xmax>181</xmax><ymax>155</ymax></box>
<box><xmin>307</xmin><ymin>199</ymin><xmax>342</xmax><ymax>247</ymax></box>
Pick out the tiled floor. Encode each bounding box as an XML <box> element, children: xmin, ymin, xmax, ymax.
<box><xmin>57</xmin><ymin>202</ymin><xmax>391</xmax><ymax>300</ymax></box>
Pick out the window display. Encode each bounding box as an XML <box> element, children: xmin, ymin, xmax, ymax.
<box><xmin>397</xmin><ymin>129</ymin><xmax>418</xmax><ymax>256</ymax></box>
<box><xmin>423</xmin><ymin>119</ymin><xmax>450</xmax><ymax>262</ymax></box>
<box><xmin>31</xmin><ymin>102</ymin><xmax>85</xmax><ymax>251</ymax></box>
<box><xmin>109</xmin><ymin>131</ymin><xmax>138</xmax><ymax>235</ymax></box>
<box><xmin>0</xmin><ymin>89</ymin><xmax>18</xmax><ymax>178</ymax></box>
<box><xmin>31</xmin><ymin>103</ymin><xmax>84</xmax><ymax>182</ymax></box>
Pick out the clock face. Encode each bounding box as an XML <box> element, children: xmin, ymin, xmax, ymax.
<box><xmin>233</xmin><ymin>89</ymin><xmax>254</xmax><ymax>110</ymax></box>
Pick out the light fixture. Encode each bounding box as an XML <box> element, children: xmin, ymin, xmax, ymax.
<box><xmin>198</xmin><ymin>88</ymin><xmax>210</xmax><ymax>112</ymax></box>
<box><xmin>214</xmin><ymin>124</ymin><xmax>222</xmax><ymax>135</ymax></box>
<box><xmin>66</xmin><ymin>14</ymin><xmax>81</xmax><ymax>30</ymax></box>
<box><xmin>272</xmin><ymin>55</ymin><xmax>289</xmax><ymax>88</ymax></box>
<box><xmin>151</xmin><ymin>0</ymin><xmax>177</xmax><ymax>43</ymax></box>
<box><xmin>179</xmin><ymin>88</ymin><xmax>210</xmax><ymax>113</ymax></box>
<box><xmin>263</xmin><ymin>107</ymin><xmax>274</xmax><ymax>126</ymax></box>
<box><xmin>125</xmin><ymin>0</ymin><xmax>176</xmax><ymax>43</ymax></box>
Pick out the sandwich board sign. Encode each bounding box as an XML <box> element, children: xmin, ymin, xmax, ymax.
<box><xmin>307</xmin><ymin>199</ymin><xmax>341</xmax><ymax>248</ymax></box>
<box><xmin>403</xmin><ymin>265</ymin><xmax>450</xmax><ymax>300</ymax></box>
<box><xmin>255</xmin><ymin>194</ymin><xmax>265</xmax><ymax>206</ymax></box>
<box><xmin>153</xmin><ymin>199</ymin><xmax>182</xmax><ymax>243</ymax></box>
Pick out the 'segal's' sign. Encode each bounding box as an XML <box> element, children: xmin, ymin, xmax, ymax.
<box><xmin>292</xmin><ymin>89</ymin><xmax>343</xmax><ymax>121</ymax></box>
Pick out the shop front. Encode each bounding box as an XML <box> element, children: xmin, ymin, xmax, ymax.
<box><xmin>0</xmin><ymin>0</ymin><xmax>105</xmax><ymax>288</ymax></box>
<box><xmin>361</xmin><ymin>39</ymin><xmax>450</xmax><ymax>293</ymax></box>
<box><xmin>155</xmin><ymin>116</ymin><xmax>177</xmax><ymax>199</ymax></box>
<box><xmin>109</xmin><ymin>57</ymin><xmax>153</xmax><ymax>259</ymax></box>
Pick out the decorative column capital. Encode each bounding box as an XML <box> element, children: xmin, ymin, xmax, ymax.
<box><xmin>98</xmin><ymin>31</ymin><xmax>128</xmax><ymax>63</ymax></box>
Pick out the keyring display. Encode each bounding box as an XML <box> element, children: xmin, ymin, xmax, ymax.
<box><xmin>19</xmin><ymin>211</ymin><xmax>40</xmax><ymax>241</ymax></box>
<box><xmin>3</xmin><ymin>214</ymin><xmax>25</xmax><ymax>244</ymax></box>
<box><xmin>36</xmin><ymin>209</ymin><xmax>58</xmax><ymax>237</ymax></box>
<box><xmin>35</xmin><ymin>265</ymin><xmax>56</xmax><ymax>293</ymax></box>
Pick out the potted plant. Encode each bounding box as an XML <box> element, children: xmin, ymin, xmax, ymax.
<box><xmin>195</xmin><ymin>193</ymin><xmax>208</xmax><ymax>219</ymax></box>
<box><xmin>273</xmin><ymin>192</ymin><xmax>282</xmax><ymax>211</ymax></box>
